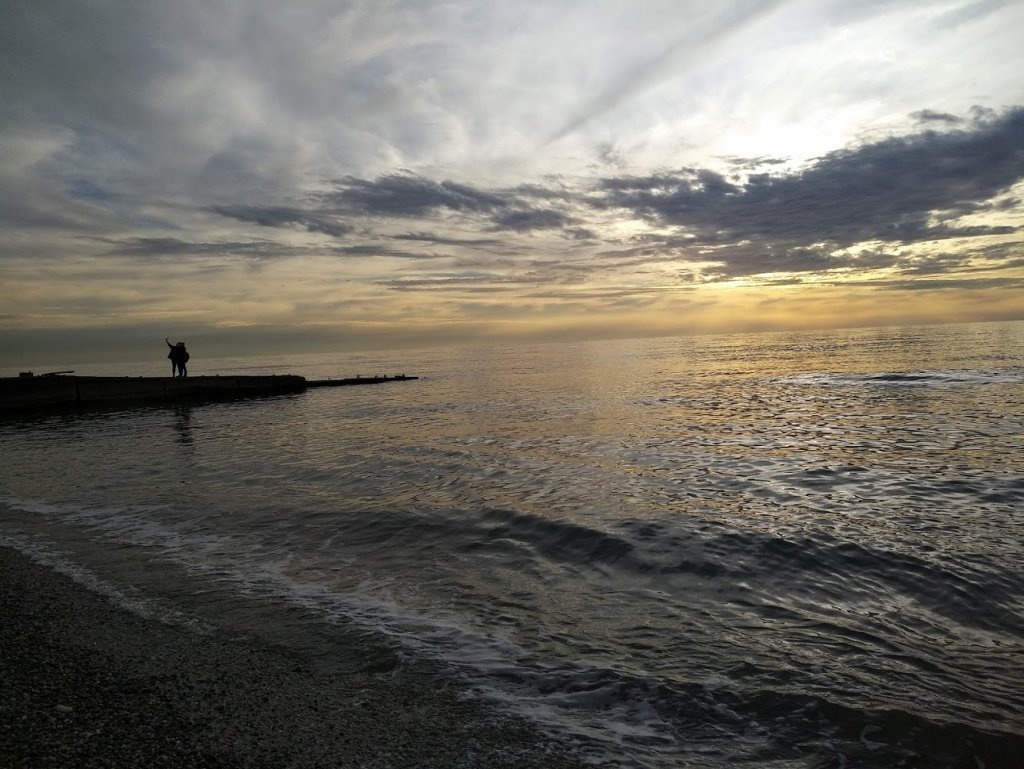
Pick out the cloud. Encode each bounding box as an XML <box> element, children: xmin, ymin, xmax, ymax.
<box><xmin>545</xmin><ymin>0</ymin><xmax>790</xmax><ymax>145</ymax></box>
<box><xmin>393</xmin><ymin>231</ymin><xmax>506</xmax><ymax>247</ymax></box>
<box><xmin>723</xmin><ymin>156</ymin><xmax>791</xmax><ymax>171</ymax></box>
<box><xmin>595</xmin><ymin>107</ymin><xmax>1024</xmax><ymax>262</ymax></box>
<box><xmin>316</xmin><ymin>172</ymin><xmax>588</xmax><ymax>238</ymax></box>
<box><xmin>490</xmin><ymin>208</ymin><xmax>576</xmax><ymax>232</ymax></box>
<box><xmin>333</xmin><ymin>244</ymin><xmax>444</xmax><ymax>260</ymax></box>
<box><xmin>327</xmin><ymin>173</ymin><xmax>508</xmax><ymax>218</ymax></box>
<box><xmin>211</xmin><ymin>205</ymin><xmax>354</xmax><ymax>237</ymax></box>
<box><xmin>911</xmin><ymin>110</ymin><xmax>962</xmax><ymax>125</ymax></box>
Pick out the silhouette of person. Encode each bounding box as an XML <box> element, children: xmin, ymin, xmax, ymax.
<box><xmin>165</xmin><ymin>337</ymin><xmax>190</xmax><ymax>377</ymax></box>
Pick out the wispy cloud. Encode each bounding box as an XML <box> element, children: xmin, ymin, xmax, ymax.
<box><xmin>545</xmin><ymin>0</ymin><xmax>791</xmax><ymax>145</ymax></box>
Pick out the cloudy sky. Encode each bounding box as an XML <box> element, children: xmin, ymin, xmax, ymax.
<box><xmin>2</xmin><ymin>0</ymin><xmax>1023</xmax><ymax>364</ymax></box>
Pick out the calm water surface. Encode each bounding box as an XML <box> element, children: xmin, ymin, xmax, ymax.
<box><xmin>2</xmin><ymin>322</ymin><xmax>1023</xmax><ymax>767</ymax></box>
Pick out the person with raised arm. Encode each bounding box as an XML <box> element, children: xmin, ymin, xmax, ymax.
<box><xmin>165</xmin><ymin>337</ymin><xmax>190</xmax><ymax>377</ymax></box>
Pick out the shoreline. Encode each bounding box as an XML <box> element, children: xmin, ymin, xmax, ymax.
<box><xmin>0</xmin><ymin>545</ymin><xmax>593</xmax><ymax>768</ymax></box>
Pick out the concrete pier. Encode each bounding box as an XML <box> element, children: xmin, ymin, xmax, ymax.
<box><xmin>0</xmin><ymin>373</ymin><xmax>418</xmax><ymax>412</ymax></box>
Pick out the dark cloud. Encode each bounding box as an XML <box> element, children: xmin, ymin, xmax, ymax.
<box><xmin>393</xmin><ymin>231</ymin><xmax>506</xmax><ymax>247</ymax></box>
<box><xmin>327</xmin><ymin>173</ymin><xmax>508</xmax><ymax>217</ymax></box>
<box><xmin>596</xmin><ymin>107</ymin><xmax>1024</xmax><ymax>258</ymax></box>
<box><xmin>320</xmin><ymin>173</ymin><xmax>587</xmax><ymax>239</ymax></box>
<box><xmin>599</xmin><ymin>167</ymin><xmax>739</xmax><ymax>196</ymax></box>
<box><xmin>211</xmin><ymin>205</ymin><xmax>354</xmax><ymax>237</ymax></box>
<box><xmin>723</xmin><ymin>155</ymin><xmax>790</xmax><ymax>170</ymax></box>
<box><xmin>491</xmin><ymin>208</ymin><xmax>576</xmax><ymax>232</ymax></box>
<box><xmin>333</xmin><ymin>244</ymin><xmax>444</xmax><ymax>259</ymax></box>
<box><xmin>565</xmin><ymin>227</ymin><xmax>598</xmax><ymax>240</ymax></box>
<box><xmin>911</xmin><ymin>109</ymin><xmax>962</xmax><ymax>125</ymax></box>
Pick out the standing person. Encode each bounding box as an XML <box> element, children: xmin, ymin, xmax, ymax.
<box><xmin>175</xmin><ymin>341</ymin><xmax>189</xmax><ymax>377</ymax></box>
<box><xmin>165</xmin><ymin>338</ymin><xmax>190</xmax><ymax>377</ymax></box>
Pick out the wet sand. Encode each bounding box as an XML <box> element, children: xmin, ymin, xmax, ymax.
<box><xmin>0</xmin><ymin>546</ymin><xmax>593</xmax><ymax>768</ymax></box>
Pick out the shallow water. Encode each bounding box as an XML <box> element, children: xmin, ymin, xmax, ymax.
<box><xmin>2</xmin><ymin>321</ymin><xmax>1023</xmax><ymax>767</ymax></box>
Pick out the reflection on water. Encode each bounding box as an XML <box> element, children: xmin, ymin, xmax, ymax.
<box><xmin>172</xmin><ymin>405</ymin><xmax>194</xmax><ymax>448</ymax></box>
<box><xmin>1</xmin><ymin>321</ymin><xmax>1022</xmax><ymax>767</ymax></box>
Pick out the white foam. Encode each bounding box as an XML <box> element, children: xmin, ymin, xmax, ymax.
<box><xmin>0</xmin><ymin>532</ymin><xmax>211</xmax><ymax>634</ymax></box>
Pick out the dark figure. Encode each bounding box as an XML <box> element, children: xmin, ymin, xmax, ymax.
<box><xmin>165</xmin><ymin>337</ymin><xmax>190</xmax><ymax>377</ymax></box>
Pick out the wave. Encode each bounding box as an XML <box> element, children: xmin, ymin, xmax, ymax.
<box><xmin>454</xmin><ymin>507</ymin><xmax>1024</xmax><ymax>634</ymax></box>
<box><xmin>781</xmin><ymin>368</ymin><xmax>1023</xmax><ymax>387</ymax></box>
<box><xmin>7</xmin><ymin>490</ymin><xmax>1020</xmax><ymax>638</ymax></box>
<box><xmin>485</xmin><ymin>659</ymin><xmax>1024</xmax><ymax>768</ymax></box>
<box><xmin>0</xmin><ymin>532</ymin><xmax>212</xmax><ymax>634</ymax></box>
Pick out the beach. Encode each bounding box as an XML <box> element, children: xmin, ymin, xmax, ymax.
<box><xmin>0</xmin><ymin>546</ymin><xmax>591</xmax><ymax>769</ymax></box>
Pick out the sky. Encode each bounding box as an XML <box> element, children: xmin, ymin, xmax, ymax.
<box><xmin>2</xmin><ymin>0</ymin><xmax>1023</xmax><ymax>365</ymax></box>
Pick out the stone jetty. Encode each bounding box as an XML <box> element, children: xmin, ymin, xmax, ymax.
<box><xmin>0</xmin><ymin>373</ymin><xmax>418</xmax><ymax>412</ymax></box>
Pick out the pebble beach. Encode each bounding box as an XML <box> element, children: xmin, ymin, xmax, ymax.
<box><xmin>0</xmin><ymin>546</ymin><xmax>591</xmax><ymax>768</ymax></box>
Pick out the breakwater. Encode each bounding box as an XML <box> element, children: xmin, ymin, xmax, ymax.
<box><xmin>0</xmin><ymin>374</ymin><xmax>418</xmax><ymax>411</ymax></box>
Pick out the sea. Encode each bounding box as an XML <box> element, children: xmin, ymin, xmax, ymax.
<box><xmin>2</xmin><ymin>321</ymin><xmax>1022</xmax><ymax>768</ymax></box>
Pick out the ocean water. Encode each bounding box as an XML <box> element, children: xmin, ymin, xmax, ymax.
<box><xmin>2</xmin><ymin>321</ymin><xmax>1023</xmax><ymax>768</ymax></box>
